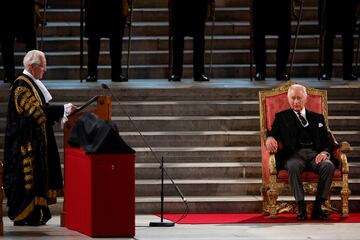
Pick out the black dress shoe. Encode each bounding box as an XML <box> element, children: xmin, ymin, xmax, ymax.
<box><xmin>320</xmin><ymin>73</ymin><xmax>331</xmax><ymax>80</ymax></box>
<box><xmin>86</xmin><ymin>75</ymin><xmax>97</xmax><ymax>82</ymax></box>
<box><xmin>168</xmin><ymin>74</ymin><xmax>181</xmax><ymax>82</ymax></box>
<box><xmin>296</xmin><ymin>201</ymin><xmax>307</xmax><ymax>220</ymax></box>
<box><xmin>276</xmin><ymin>72</ymin><xmax>290</xmax><ymax>81</ymax></box>
<box><xmin>14</xmin><ymin>220</ymin><xmax>40</xmax><ymax>226</ymax></box>
<box><xmin>254</xmin><ymin>72</ymin><xmax>265</xmax><ymax>81</ymax></box>
<box><xmin>112</xmin><ymin>75</ymin><xmax>128</xmax><ymax>82</ymax></box>
<box><xmin>343</xmin><ymin>74</ymin><xmax>358</xmax><ymax>81</ymax></box>
<box><xmin>296</xmin><ymin>212</ymin><xmax>307</xmax><ymax>220</ymax></box>
<box><xmin>194</xmin><ymin>74</ymin><xmax>209</xmax><ymax>82</ymax></box>
<box><xmin>311</xmin><ymin>210</ymin><xmax>329</xmax><ymax>220</ymax></box>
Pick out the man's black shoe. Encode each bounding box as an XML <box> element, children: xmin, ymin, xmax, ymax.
<box><xmin>14</xmin><ymin>220</ymin><xmax>40</xmax><ymax>226</ymax></box>
<box><xmin>311</xmin><ymin>210</ymin><xmax>329</xmax><ymax>220</ymax></box>
<box><xmin>112</xmin><ymin>75</ymin><xmax>128</xmax><ymax>82</ymax></box>
<box><xmin>320</xmin><ymin>73</ymin><xmax>331</xmax><ymax>80</ymax></box>
<box><xmin>194</xmin><ymin>74</ymin><xmax>209</xmax><ymax>82</ymax></box>
<box><xmin>276</xmin><ymin>72</ymin><xmax>290</xmax><ymax>81</ymax></box>
<box><xmin>343</xmin><ymin>74</ymin><xmax>358</xmax><ymax>81</ymax></box>
<box><xmin>86</xmin><ymin>75</ymin><xmax>97</xmax><ymax>82</ymax></box>
<box><xmin>296</xmin><ymin>201</ymin><xmax>307</xmax><ymax>220</ymax></box>
<box><xmin>168</xmin><ymin>74</ymin><xmax>181</xmax><ymax>82</ymax></box>
<box><xmin>296</xmin><ymin>212</ymin><xmax>307</xmax><ymax>220</ymax></box>
<box><xmin>254</xmin><ymin>72</ymin><xmax>265</xmax><ymax>81</ymax></box>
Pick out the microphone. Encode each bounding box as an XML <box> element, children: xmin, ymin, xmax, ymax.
<box><xmin>101</xmin><ymin>84</ymin><xmax>188</xmax><ymax>205</ymax></box>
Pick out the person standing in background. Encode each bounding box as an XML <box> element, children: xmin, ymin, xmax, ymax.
<box><xmin>251</xmin><ymin>0</ymin><xmax>292</xmax><ymax>81</ymax></box>
<box><xmin>319</xmin><ymin>0</ymin><xmax>358</xmax><ymax>80</ymax></box>
<box><xmin>0</xmin><ymin>0</ymin><xmax>38</xmax><ymax>83</ymax></box>
<box><xmin>85</xmin><ymin>0</ymin><xmax>129</xmax><ymax>82</ymax></box>
<box><xmin>168</xmin><ymin>0</ymin><xmax>215</xmax><ymax>82</ymax></box>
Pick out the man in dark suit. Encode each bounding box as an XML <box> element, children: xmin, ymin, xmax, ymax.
<box><xmin>0</xmin><ymin>0</ymin><xmax>37</xmax><ymax>83</ymax></box>
<box><xmin>85</xmin><ymin>0</ymin><xmax>128</xmax><ymax>82</ymax></box>
<box><xmin>168</xmin><ymin>0</ymin><xmax>215</xmax><ymax>82</ymax></box>
<box><xmin>319</xmin><ymin>0</ymin><xmax>358</xmax><ymax>80</ymax></box>
<box><xmin>265</xmin><ymin>84</ymin><xmax>336</xmax><ymax>220</ymax></box>
<box><xmin>251</xmin><ymin>0</ymin><xmax>291</xmax><ymax>81</ymax></box>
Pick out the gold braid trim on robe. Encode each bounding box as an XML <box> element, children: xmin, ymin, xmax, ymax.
<box><xmin>13</xmin><ymin>197</ymin><xmax>48</xmax><ymax>221</ymax></box>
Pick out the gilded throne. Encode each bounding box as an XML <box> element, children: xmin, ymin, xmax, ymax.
<box><xmin>259</xmin><ymin>81</ymin><xmax>351</xmax><ymax>218</ymax></box>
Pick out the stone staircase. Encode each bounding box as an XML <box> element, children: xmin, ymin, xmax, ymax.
<box><xmin>0</xmin><ymin>80</ymin><xmax>359</xmax><ymax>215</ymax></box>
<box><xmin>1</xmin><ymin>0</ymin><xmax>358</xmax><ymax>80</ymax></box>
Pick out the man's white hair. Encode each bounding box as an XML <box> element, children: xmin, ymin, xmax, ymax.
<box><xmin>23</xmin><ymin>50</ymin><xmax>45</xmax><ymax>69</ymax></box>
<box><xmin>287</xmin><ymin>84</ymin><xmax>307</xmax><ymax>99</ymax></box>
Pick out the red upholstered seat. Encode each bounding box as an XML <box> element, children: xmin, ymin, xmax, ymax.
<box><xmin>259</xmin><ymin>81</ymin><xmax>351</xmax><ymax>218</ymax></box>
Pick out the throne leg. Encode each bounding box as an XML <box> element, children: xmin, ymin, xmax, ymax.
<box><xmin>340</xmin><ymin>188</ymin><xmax>350</xmax><ymax>217</ymax></box>
<box><xmin>267</xmin><ymin>187</ymin><xmax>279</xmax><ymax>218</ymax></box>
<box><xmin>260</xmin><ymin>185</ymin><xmax>269</xmax><ymax>215</ymax></box>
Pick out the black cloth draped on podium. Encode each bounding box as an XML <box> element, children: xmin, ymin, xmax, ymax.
<box><xmin>67</xmin><ymin>113</ymin><xmax>135</xmax><ymax>154</ymax></box>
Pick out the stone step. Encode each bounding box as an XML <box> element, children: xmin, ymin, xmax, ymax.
<box><xmin>2</xmin><ymin>99</ymin><xmax>359</xmax><ymax>117</ymax></box>
<box><xmin>8</xmin><ymin>35</ymin><xmax>350</xmax><ymax>53</ymax></box>
<box><xmin>2</xmin><ymin>130</ymin><xmax>359</xmax><ymax>149</ymax></box>
<box><xmin>1</xmin><ymin>80</ymin><xmax>354</xmax><ymax>101</ymax></box>
<box><xmin>45</xmin><ymin>7</ymin><xmax>323</xmax><ymax>23</ymax></box>
<box><xmin>135</xmin><ymin>178</ymin><xmax>360</xmax><ymax>197</ymax></box>
<box><xmin>1</xmin><ymin>65</ymin><xmax>356</xmax><ymax>80</ymax></box>
<box><xmin>46</xmin><ymin>0</ymin><xmax>320</xmax><ymax>9</ymax></box>
<box><xmin>0</xmin><ymin>116</ymin><xmax>359</xmax><ymax>132</ymax></box>
<box><xmin>2</xmin><ymin>145</ymin><xmax>359</xmax><ymax>164</ymax></box>
<box><xmin>135</xmin><ymin>162</ymin><xmax>360</xmax><ymax>180</ymax></box>
<box><xmin>4</xmin><ymin>49</ymin><xmax>356</xmax><ymax>67</ymax></box>
<box><xmin>39</xmin><ymin>21</ymin><xmax>325</xmax><ymax>38</ymax></box>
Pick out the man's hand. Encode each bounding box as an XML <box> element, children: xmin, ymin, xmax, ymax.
<box><xmin>315</xmin><ymin>151</ymin><xmax>330</xmax><ymax>165</ymax></box>
<box><xmin>265</xmin><ymin>137</ymin><xmax>278</xmax><ymax>153</ymax></box>
<box><xmin>70</xmin><ymin>104</ymin><xmax>78</xmax><ymax>114</ymax></box>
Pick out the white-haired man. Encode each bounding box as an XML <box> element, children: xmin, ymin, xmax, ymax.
<box><xmin>4</xmin><ymin>50</ymin><xmax>76</xmax><ymax>226</ymax></box>
<box><xmin>265</xmin><ymin>84</ymin><xmax>336</xmax><ymax>220</ymax></box>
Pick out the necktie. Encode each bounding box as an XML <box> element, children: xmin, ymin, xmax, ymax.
<box><xmin>297</xmin><ymin>112</ymin><xmax>308</xmax><ymax>127</ymax></box>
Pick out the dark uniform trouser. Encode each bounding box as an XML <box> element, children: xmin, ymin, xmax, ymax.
<box><xmin>1</xmin><ymin>34</ymin><xmax>37</xmax><ymax>81</ymax></box>
<box><xmin>285</xmin><ymin>148</ymin><xmax>335</xmax><ymax>202</ymax></box>
<box><xmin>253</xmin><ymin>28</ymin><xmax>291</xmax><ymax>77</ymax></box>
<box><xmin>323</xmin><ymin>29</ymin><xmax>354</xmax><ymax>77</ymax></box>
<box><xmin>87</xmin><ymin>35</ymin><xmax>124</xmax><ymax>80</ymax></box>
<box><xmin>172</xmin><ymin>31</ymin><xmax>205</xmax><ymax>77</ymax></box>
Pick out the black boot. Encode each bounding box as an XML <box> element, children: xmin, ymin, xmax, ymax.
<box><xmin>296</xmin><ymin>200</ymin><xmax>307</xmax><ymax>220</ymax></box>
<box><xmin>169</xmin><ymin>74</ymin><xmax>181</xmax><ymax>82</ymax></box>
<box><xmin>254</xmin><ymin>72</ymin><xmax>265</xmax><ymax>81</ymax></box>
<box><xmin>311</xmin><ymin>199</ymin><xmax>329</xmax><ymax>220</ymax></box>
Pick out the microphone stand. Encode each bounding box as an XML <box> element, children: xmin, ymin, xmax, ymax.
<box><xmin>101</xmin><ymin>83</ymin><xmax>189</xmax><ymax>227</ymax></box>
<box><xmin>149</xmin><ymin>157</ymin><xmax>175</xmax><ymax>227</ymax></box>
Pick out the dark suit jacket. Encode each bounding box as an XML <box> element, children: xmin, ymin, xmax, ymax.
<box><xmin>268</xmin><ymin>108</ymin><xmax>335</xmax><ymax>169</ymax></box>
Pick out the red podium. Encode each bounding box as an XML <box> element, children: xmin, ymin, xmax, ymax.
<box><xmin>65</xmin><ymin>148</ymin><xmax>135</xmax><ymax>237</ymax></box>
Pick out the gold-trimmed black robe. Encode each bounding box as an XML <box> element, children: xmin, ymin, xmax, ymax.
<box><xmin>4</xmin><ymin>74</ymin><xmax>64</xmax><ymax>224</ymax></box>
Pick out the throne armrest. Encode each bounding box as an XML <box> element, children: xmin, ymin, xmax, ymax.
<box><xmin>338</xmin><ymin>141</ymin><xmax>350</xmax><ymax>174</ymax></box>
<box><xmin>328</xmin><ymin>130</ymin><xmax>350</xmax><ymax>174</ymax></box>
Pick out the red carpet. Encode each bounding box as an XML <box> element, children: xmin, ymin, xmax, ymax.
<box><xmin>155</xmin><ymin>213</ymin><xmax>360</xmax><ymax>224</ymax></box>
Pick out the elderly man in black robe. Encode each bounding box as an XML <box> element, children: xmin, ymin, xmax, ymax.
<box><xmin>4</xmin><ymin>50</ymin><xmax>76</xmax><ymax>226</ymax></box>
